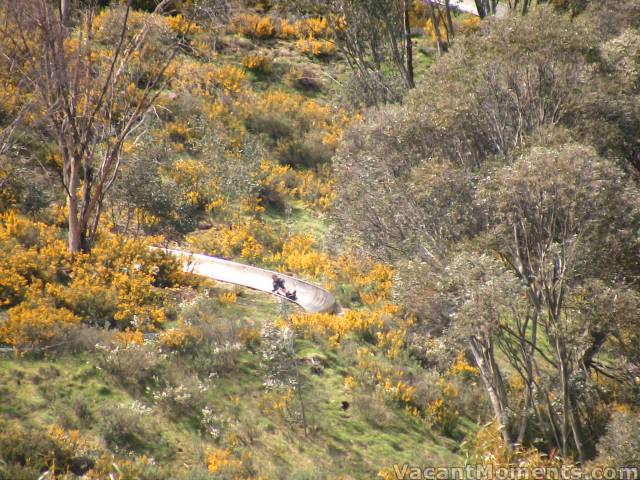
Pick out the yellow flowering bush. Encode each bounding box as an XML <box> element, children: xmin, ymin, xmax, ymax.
<box><xmin>229</xmin><ymin>13</ymin><xmax>276</xmax><ymax>39</ymax></box>
<box><xmin>469</xmin><ymin>421</ymin><xmax>570</xmax><ymax>469</ymax></box>
<box><xmin>458</xmin><ymin>15</ymin><xmax>481</xmax><ymax>34</ymax></box>
<box><xmin>245</xmin><ymin>89</ymin><xmax>352</xmax><ymax>143</ymax></box>
<box><xmin>165</xmin><ymin>158</ymin><xmax>223</xmax><ymax>211</ymax></box>
<box><xmin>275</xmin><ymin>16</ymin><xmax>331</xmax><ymax>40</ymax></box>
<box><xmin>218</xmin><ymin>291</ymin><xmax>238</xmax><ymax>305</ymax></box>
<box><xmin>0</xmin><ymin>211</ymin><xmax>70</xmax><ymax>307</ymax></box>
<box><xmin>85</xmin><ymin>454</ymin><xmax>161</xmax><ymax>480</ymax></box>
<box><xmin>0</xmin><ymin>420</ymin><xmax>97</xmax><ymax>475</ymax></box>
<box><xmin>166</xmin><ymin>14</ymin><xmax>202</xmax><ymax>37</ymax></box>
<box><xmin>258</xmin><ymin>388</ymin><xmax>295</xmax><ymax>416</ymax></box>
<box><xmin>378</xmin><ymin>467</ymin><xmax>402</xmax><ymax>480</ymax></box>
<box><xmin>283</xmin><ymin>308</ymin><xmax>386</xmax><ymax>346</ymax></box>
<box><xmin>376</xmin><ymin>328</ymin><xmax>406</xmax><ymax>360</ymax></box>
<box><xmin>44</xmin><ymin>234</ymin><xmax>182</xmax><ymax>330</ymax></box>
<box><xmin>242</xmin><ymin>53</ymin><xmax>273</xmax><ymax>74</ymax></box>
<box><xmin>92</xmin><ymin>7</ymin><xmax>169</xmax><ymax>43</ymax></box>
<box><xmin>344</xmin><ymin>375</ymin><xmax>357</xmax><ymax>390</ymax></box>
<box><xmin>277</xmin><ymin>19</ymin><xmax>300</xmax><ymax>39</ymax></box>
<box><xmin>333</xmin><ymin>255</ymin><xmax>394</xmax><ymax>306</ymax></box>
<box><xmin>422</xmin><ymin>18</ymin><xmax>440</xmax><ymax>46</ymax></box>
<box><xmin>424</xmin><ymin>380</ymin><xmax>459</xmax><ymax>434</ymax></box>
<box><xmin>114</xmin><ymin>328</ymin><xmax>145</xmax><ymax>346</ymax></box>
<box><xmin>257</xmin><ymin>161</ymin><xmax>337</xmax><ymax>211</ymax></box>
<box><xmin>206</xmin><ymin>447</ymin><xmax>244</xmax><ymax>475</ymax></box>
<box><xmin>159</xmin><ymin>323</ymin><xmax>203</xmax><ymax>352</ymax></box>
<box><xmin>0</xmin><ymin>297</ymin><xmax>80</xmax><ymax>352</ymax></box>
<box><xmin>239</xmin><ymin>326</ymin><xmax>261</xmax><ymax>349</ymax></box>
<box><xmin>299</xmin><ymin>17</ymin><xmax>331</xmax><ymax>39</ymax></box>
<box><xmin>212</xmin><ymin>65</ymin><xmax>246</xmax><ymax>95</ymax></box>
<box><xmin>289</xmin><ymin>169</ymin><xmax>337</xmax><ymax>211</ymax></box>
<box><xmin>296</xmin><ymin>38</ymin><xmax>336</xmax><ymax>58</ymax></box>
<box><xmin>448</xmin><ymin>351</ymin><xmax>479</xmax><ymax>379</ymax></box>
<box><xmin>269</xmin><ymin>234</ymin><xmax>333</xmax><ymax>280</ymax></box>
<box><xmin>166</xmin><ymin>120</ymin><xmax>193</xmax><ymax>145</ymax></box>
<box><xmin>355</xmin><ymin>348</ymin><xmax>417</xmax><ymax>407</ymax></box>
<box><xmin>186</xmin><ymin>215</ymin><xmax>282</xmax><ymax>262</ymax></box>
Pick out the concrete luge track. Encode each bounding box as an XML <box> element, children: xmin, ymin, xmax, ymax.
<box><xmin>0</xmin><ymin>250</ymin><xmax>341</xmax><ymax>353</ymax></box>
<box><xmin>158</xmin><ymin>248</ymin><xmax>342</xmax><ymax>314</ymax></box>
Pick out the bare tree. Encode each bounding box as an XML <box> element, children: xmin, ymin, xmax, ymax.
<box><xmin>190</xmin><ymin>0</ymin><xmax>231</xmax><ymax>53</ymax></box>
<box><xmin>0</xmin><ymin>0</ymin><xmax>179</xmax><ymax>252</ymax></box>
<box><xmin>327</xmin><ymin>0</ymin><xmax>415</xmax><ymax>104</ymax></box>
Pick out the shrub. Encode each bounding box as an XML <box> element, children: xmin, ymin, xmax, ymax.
<box><xmin>286</xmin><ymin>66</ymin><xmax>322</xmax><ymax>92</ymax></box>
<box><xmin>97</xmin><ymin>405</ymin><xmax>159</xmax><ymax>453</ymax></box>
<box><xmin>218</xmin><ymin>291</ymin><xmax>238</xmax><ymax>305</ymax></box>
<box><xmin>85</xmin><ymin>454</ymin><xmax>170</xmax><ymax>480</ymax></box>
<box><xmin>597</xmin><ymin>409</ymin><xmax>640</xmax><ymax>468</ymax></box>
<box><xmin>277</xmin><ymin>19</ymin><xmax>300</xmax><ymax>40</ymax></box>
<box><xmin>245</xmin><ymin>112</ymin><xmax>294</xmax><ymax>142</ymax></box>
<box><xmin>59</xmin><ymin>324</ymin><xmax>113</xmax><ymax>354</ymax></box>
<box><xmin>92</xmin><ymin>6</ymin><xmax>172</xmax><ymax>46</ymax></box>
<box><xmin>242</xmin><ymin>53</ymin><xmax>273</xmax><ymax>75</ymax></box>
<box><xmin>275</xmin><ymin>138</ymin><xmax>332</xmax><ymax>169</ymax></box>
<box><xmin>298</xmin><ymin>17</ymin><xmax>331</xmax><ymax>39</ymax></box>
<box><xmin>95</xmin><ymin>341</ymin><xmax>165</xmax><ymax>389</ymax></box>
<box><xmin>209</xmin><ymin>65</ymin><xmax>246</xmax><ymax>96</ymax></box>
<box><xmin>1</xmin><ymin>298</ymin><xmax>80</xmax><ymax>353</ymax></box>
<box><xmin>159</xmin><ymin>323</ymin><xmax>204</xmax><ymax>353</ymax></box>
<box><xmin>0</xmin><ymin>420</ymin><xmax>96</xmax><ymax>476</ymax></box>
<box><xmin>46</xmin><ymin>234</ymin><xmax>181</xmax><ymax>330</ymax></box>
<box><xmin>151</xmin><ymin>376</ymin><xmax>209</xmax><ymax>415</ymax></box>
<box><xmin>353</xmin><ymin>390</ymin><xmax>393</xmax><ymax>428</ymax></box>
<box><xmin>177</xmin><ymin>295</ymin><xmax>253</xmax><ymax>374</ymax></box>
<box><xmin>256</xmin><ymin>161</ymin><xmax>297</xmax><ymax>210</ymax></box>
<box><xmin>166</xmin><ymin>14</ymin><xmax>203</xmax><ymax>38</ymax></box>
<box><xmin>0</xmin><ymin>211</ymin><xmax>70</xmax><ymax>307</ymax></box>
<box><xmin>296</xmin><ymin>39</ymin><xmax>336</xmax><ymax>59</ymax></box>
<box><xmin>186</xmin><ymin>215</ymin><xmax>282</xmax><ymax>262</ymax></box>
<box><xmin>269</xmin><ymin>234</ymin><xmax>332</xmax><ymax>280</ymax></box>
<box><xmin>206</xmin><ymin>447</ymin><xmax>243</xmax><ymax>476</ymax></box>
<box><xmin>230</xmin><ymin>13</ymin><xmax>276</xmax><ymax>39</ymax></box>
<box><xmin>284</xmin><ymin>309</ymin><xmax>386</xmax><ymax>346</ymax></box>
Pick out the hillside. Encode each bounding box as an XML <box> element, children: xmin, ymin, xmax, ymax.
<box><xmin>1</xmin><ymin>0</ymin><xmax>640</xmax><ymax>479</ymax></box>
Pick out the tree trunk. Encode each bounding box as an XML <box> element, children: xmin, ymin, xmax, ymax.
<box><xmin>445</xmin><ymin>0</ymin><xmax>455</xmax><ymax>41</ymax></box>
<box><xmin>60</xmin><ymin>0</ymin><xmax>70</xmax><ymax>25</ymax></box>
<box><xmin>403</xmin><ymin>0</ymin><xmax>414</xmax><ymax>88</ymax></box>
<box><xmin>67</xmin><ymin>193</ymin><xmax>82</xmax><ymax>253</ymax></box>
<box><xmin>470</xmin><ymin>337</ymin><xmax>513</xmax><ymax>446</ymax></box>
<box><xmin>427</xmin><ymin>1</ymin><xmax>444</xmax><ymax>56</ymax></box>
<box><xmin>475</xmin><ymin>0</ymin><xmax>487</xmax><ymax>18</ymax></box>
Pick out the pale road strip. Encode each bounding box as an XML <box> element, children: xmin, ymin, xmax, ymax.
<box><xmin>437</xmin><ymin>0</ymin><xmax>509</xmax><ymax>17</ymax></box>
<box><xmin>157</xmin><ymin>248</ymin><xmax>342</xmax><ymax>315</ymax></box>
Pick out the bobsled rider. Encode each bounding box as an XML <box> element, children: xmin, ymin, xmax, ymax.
<box><xmin>271</xmin><ymin>274</ymin><xmax>297</xmax><ymax>300</ymax></box>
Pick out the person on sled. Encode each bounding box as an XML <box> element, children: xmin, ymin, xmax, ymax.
<box><xmin>271</xmin><ymin>274</ymin><xmax>297</xmax><ymax>300</ymax></box>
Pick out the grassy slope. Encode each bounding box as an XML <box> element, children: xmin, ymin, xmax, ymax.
<box><xmin>0</xmin><ymin>18</ymin><xmax>466</xmax><ymax>479</ymax></box>
<box><xmin>0</xmin><ymin>287</ymin><xmax>465</xmax><ymax>478</ymax></box>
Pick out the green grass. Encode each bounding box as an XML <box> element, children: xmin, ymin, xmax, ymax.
<box><xmin>0</xmin><ymin>293</ymin><xmax>469</xmax><ymax>477</ymax></box>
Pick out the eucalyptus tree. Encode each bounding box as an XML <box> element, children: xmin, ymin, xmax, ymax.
<box><xmin>332</xmin><ymin>3</ymin><xmax>640</xmax><ymax>460</ymax></box>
